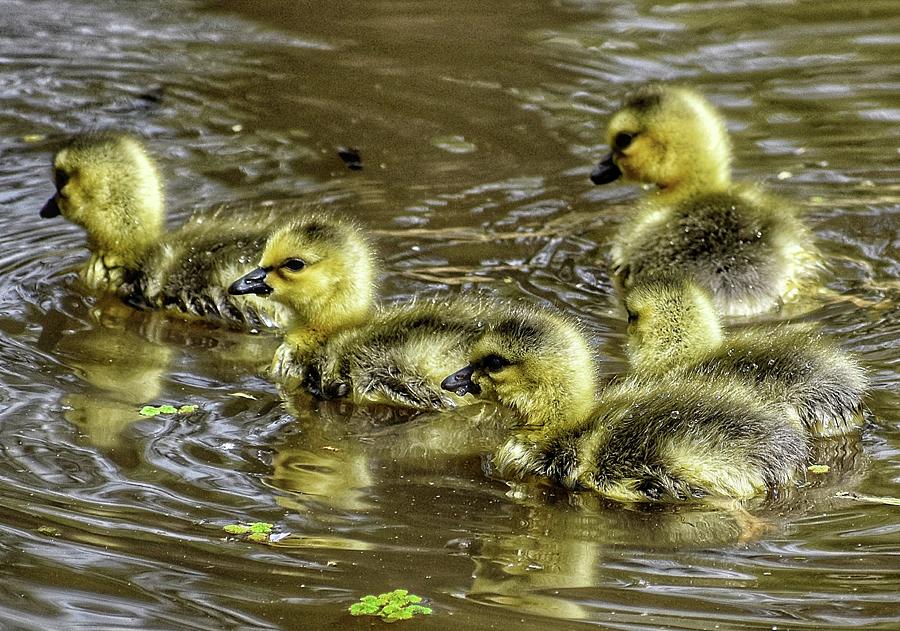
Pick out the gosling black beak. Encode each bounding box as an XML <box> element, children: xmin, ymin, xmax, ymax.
<box><xmin>40</xmin><ymin>195</ymin><xmax>61</xmax><ymax>218</ymax></box>
<box><xmin>440</xmin><ymin>365</ymin><xmax>481</xmax><ymax>397</ymax></box>
<box><xmin>228</xmin><ymin>267</ymin><xmax>273</xmax><ymax>296</ymax></box>
<box><xmin>589</xmin><ymin>152</ymin><xmax>622</xmax><ymax>185</ymax></box>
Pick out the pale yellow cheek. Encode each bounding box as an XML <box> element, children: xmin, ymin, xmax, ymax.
<box><xmin>619</xmin><ymin>159</ymin><xmax>644</xmax><ymax>182</ymax></box>
<box><xmin>300</xmin><ymin>271</ymin><xmax>338</xmax><ymax>302</ymax></box>
<box><xmin>59</xmin><ymin>187</ymin><xmax>84</xmax><ymax>219</ymax></box>
<box><xmin>493</xmin><ymin>437</ymin><xmax>542</xmax><ymax>478</ymax></box>
<box><xmin>491</xmin><ymin>369</ymin><xmax>525</xmax><ymax>399</ymax></box>
<box><xmin>472</xmin><ymin>376</ymin><xmax>497</xmax><ymax>400</ymax></box>
<box><xmin>266</xmin><ymin>276</ymin><xmax>290</xmax><ymax>297</ymax></box>
<box><xmin>57</xmin><ymin>196</ymin><xmax>74</xmax><ymax>217</ymax></box>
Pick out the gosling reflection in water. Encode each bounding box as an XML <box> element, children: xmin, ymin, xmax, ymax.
<box><xmin>269</xmin><ymin>394</ymin><xmax>511</xmax><ymax>516</ymax></box>
<box><xmin>463</xmin><ymin>496</ymin><xmax>754</xmax><ymax>621</ymax></box>
<box><xmin>463</xmin><ymin>434</ymin><xmax>867</xmax><ymax>623</ymax></box>
<box><xmin>41</xmin><ymin>307</ymin><xmax>173</xmax><ymax>449</ymax></box>
<box><xmin>40</xmin><ymin>294</ymin><xmax>278</xmax><ymax>449</ymax></box>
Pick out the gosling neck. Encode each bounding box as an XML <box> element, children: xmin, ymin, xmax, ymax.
<box><xmin>653</xmin><ymin>148</ymin><xmax>732</xmax><ymax>203</ymax></box>
<box><xmin>283</xmin><ymin>299</ymin><xmax>373</xmax><ymax>359</ymax></box>
<box><xmin>513</xmin><ymin>380</ymin><xmax>596</xmax><ymax>431</ymax></box>
<box><xmin>85</xmin><ymin>191</ymin><xmax>166</xmax><ymax>273</ymax></box>
<box><xmin>633</xmin><ymin>333</ymin><xmax>722</xmax><ymax>373</ymax></box>
<box><xmin>652</xmin><ymin>166</ymin><xmax>732</xmax><ymax>204</ymax></box>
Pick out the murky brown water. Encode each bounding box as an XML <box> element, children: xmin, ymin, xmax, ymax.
<box><xmin>2</xmin><ymin>0</ymin><xmax>899</xmax><ymax>628</ymax></box>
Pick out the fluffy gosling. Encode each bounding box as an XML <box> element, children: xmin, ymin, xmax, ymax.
<box><xmin>624</xmin><ymin>274</ymin><xmax>868</xmax><ymax>437</ymax></box>
<box><xmin>590</xmin><ymin>84</ymin><xmax>819</xmax><ymax>316</ymax></box>
<box><xmin>442</xmin><ymin>306</ymin><xmax>808</xmax><ymax>502</ymax></box>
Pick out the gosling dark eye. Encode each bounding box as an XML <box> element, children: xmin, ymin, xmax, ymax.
<box><xmin>482</xmin><ymin>354</ymin><xmax>510</xmax><ymax>373</ymax></box>
<box><xmin>613</xmin><ymin>132</ymin><xmax>634</xmax><ymax>151</ymax></box>
<box><xmin>281</xmin><ymin>258</ymin><xmax>306</xmax><ymax>272</ymax></box>
<box><xmin>626</xmin><ymin>310</ymin><xmax>638</xmax><ymax>325</ymax></box>
<box><xmin>54</xmin><ymin>169</ymin><xmax>69</xmax><ymax>192</ymax></box>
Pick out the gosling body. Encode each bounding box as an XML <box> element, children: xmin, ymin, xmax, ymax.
<box><xmin>229</xmin><ymin>215</ymin><xmax>492</xmax><ymax>410</ymax></box>
<box><xmin>590</xmin><ymin>85</ymin><xmax>818</xmax><ymax>316</ymax></box>
<box><xmin>441</xmin><ymin>307</ymin><xmax>807</xmax><ymax>502</ymax></box>
<box><xmin>41</xmin><ymin>132</ymin><xmax>289</xmax><ymax>328</ymax></box>
<box><xmin>311</xmin><ymin>296</ymin><xmax>493</xmax><ymax>409</ymax></box>
<box><xmin>625</xmin><ymin>276</ymin><xmax>868</xmax><ymax>437</ymax></box>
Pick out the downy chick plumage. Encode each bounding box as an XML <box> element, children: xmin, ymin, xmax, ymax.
<box><xmin>624</xmin><ymin>275</ymin><xmax>868</xmax><ymax>437</ymax></box>
<box><xmin>41</xmin><ymin>132</ymin><xmax>290</xmax><ymax>328</ymax></box>
<box><xmin>441</xmin><ymin>306</ymin><xmax>808</xmax><ymax>503</ymax></box>
<box><xmin>229</xmin><ymin>215</ymin><xmax>493</xmax><ymax>409</ymax></box>
<box><xmin>590</xmin><ymin>85</ymin><xmax>819</xmax><ymax>316</ymax></box>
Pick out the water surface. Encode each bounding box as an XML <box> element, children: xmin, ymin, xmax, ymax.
<box><xmin>1</xmin><ymin>0</ymin><xmax>898</xmax><ymax>628</ymax></box>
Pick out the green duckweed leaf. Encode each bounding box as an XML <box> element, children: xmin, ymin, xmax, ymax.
<box><xmin>140</xmin><ymin>404</ymin><xmax>198</xmax><ymax>417</ymax></box>
<box><xmin>223</xmin><ymin>522</ymin><xmax>279</xmax><ymax>543</ymax></box>
<box><xmin>807</xmin><ymin>464</ymin><xmax>830</xmax><ymax>474</ymax></box>
<box><xmin>350</xmin><ymin>601</ymin><xmax>380</xmax><ymax>616</ymax></box>
<box><xmin>386</xmin><ymin>609</ymin><xmax>413</xmax><ymax>622</ymax></box>
<box><xmin>348</xmin><ymin>589</ymin><xmax>432</xmax><ymax>622</ymax></box>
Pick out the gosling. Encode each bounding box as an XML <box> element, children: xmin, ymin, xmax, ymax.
<box><xmin>229</xmin><ymin>214</ymin><xmax>492</xmax><ymax>409</ymax></box>
<box><xmin>41</xmin><ymin>132</ymin><xmax>290</xmax><ymax>328</ymax></box>
<box><xmin>624</xmin><ymin>274</ymin><xmax>868</xmax><ymax>437</ymax></box>
<box><xmin>590</xmin><ymin>84</ymin><xmax>819</xmax><ymax>316</ymax></box>
<box><xmin>441</xmin><ymin>306</ymin><xmax>808</xmax><ymax>503</ymax></box>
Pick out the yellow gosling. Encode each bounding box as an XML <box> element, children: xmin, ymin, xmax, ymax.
<box><xmin>590</xmin><ymin>85</ymin><xmax>819</xmax><ymax>316</ymax></box>
<box><xmin>624</xmin><ymin>274</ymin><xmax>868</xmax><ymax>437</ymax></box>
<box><xmin>229</xmin><ymin>217</ymin><xmax>494</xmax><ymax>410</ymax></box>
<box><xmin>442</xmin><ymin>307</ymin><xmax>808</xmax><ymax>503</ymax></box>
<box><xmin>41</xmin><ymin>132</ymin><xmax>289</xmax><ymax>328</ymax></box>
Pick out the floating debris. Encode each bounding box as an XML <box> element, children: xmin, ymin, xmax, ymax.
<box><xmin>835</xmin><ymin>491</ymin><xmax>900</xmax><ymax>506</ymax></box>
<box><xmin>338</xmin><ymin>147</ymin><xmax>363</xmax><ymax>170</ymax></box>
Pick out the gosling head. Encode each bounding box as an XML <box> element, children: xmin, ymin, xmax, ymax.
<box><xmin>624</xmin><ymin>274</ymin><xmax>723</xmax><ymax>372</ymax></box>
<box><xmin>41</xmin><ymin>132</ymin><xmax>165</xmax><ymax>266</ymax></box>
<box><xmin>441</xmin><ymin>306</ymin><xmax>596</xmax><ymax>428</ymax></box>
<box><xmin>591</xmin><ymin>85</ymin><xmax>732</xmax><ymax>196</ymax></box>
<box><xmin>228</xmin><ymin>214</ymin><xmax>376</xmax><ymax>331</ymax></box>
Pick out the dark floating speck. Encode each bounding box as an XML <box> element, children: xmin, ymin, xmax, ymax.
<box><xmin>337</xmin><ymin>147</ymin><xmax>363</xmax><ymax>170</ymax></box>
<box><xmin>137</xmin><ymin>86</ymin><xmax>165</xmax><ymax>104</ymax></box>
